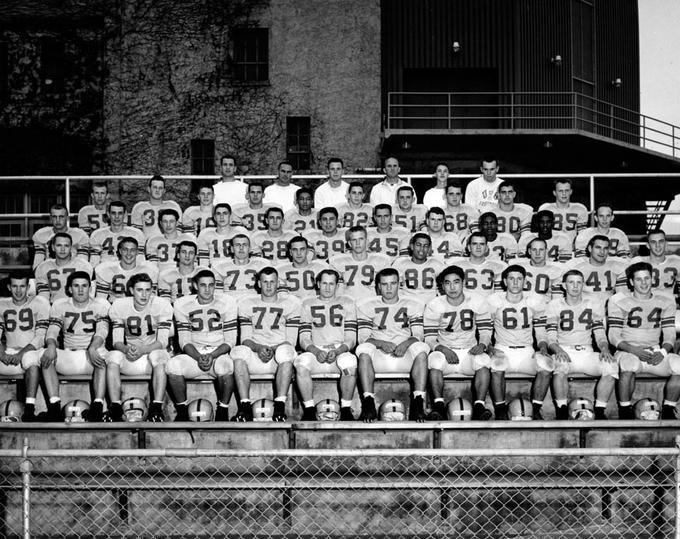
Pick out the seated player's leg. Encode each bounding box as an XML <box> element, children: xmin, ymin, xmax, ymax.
<box><xmin>229</xmin><ymin>345</ymin><xmax>258</xmax><ymax>421</ymax></box>
<box><xmin>165</xmin><ymin>353</ymin><xmax>198</xmax><ymax>421</ymax></box>
<box><xmin>148</xmin><ymin>349</ymin><xmax>171</xmax><ymax>421</ymax></box>
<box><xmin>105</xmin><ymin>350</ymin><xmax>152</xmax><ymax>421</ymax></box>
<box><xmin>34</xmin><ymin>348</ymin><xmax>63</xmax><ymax>421</ymax></box>
<box><xmin>530</xmin><ymin>350</ymin><xmax>555</xmax><ymax>420</ymax></box>
<box><xmin>57</xmin><ymin>348</ymin><xmax>107</xmax><ymax>422</ymax></box>
<box><xmin>407</xmin><ymin>342</ymin><xmax>430</xmax><ymax>421</ymax></box>
<box><xmin>212</xmin><ymin>352</ymin><xmax>235</xmax><ymax>421</ymax></box>
<box><xmin>355</xmin><ymin>342</ymin><xmax>378</xmax><ymax>422</ymax></box>
<box><xmin>16</xmin><ymin>348</ymin><xmax>41</xmax><ymax>421</ymax></box>
<box><xmin>272</xmin><ymin>344</ymin><xmax>296</xmax><ymax>422</ymax></box>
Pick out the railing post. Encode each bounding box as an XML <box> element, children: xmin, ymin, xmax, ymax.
<box><xmin>572</xmin><ymin>93</ymin><xmax>576</xmax><ymax>130</ymax></box>
<box><xmin>21</xmin><ymin>437</ymin><xmax>31</xmax><ymax>539</ymax></box>
<box><xmin>675</xmin><ymin>435</ymin><xmax>680</xmax><ymax>539</ymax></box>
<box><xmin>673</xmin><ymin>125</ymin><xmax>676</xmax><ymax>158</ymax></box>
<box><xmin>64</xmin><ymin>177</ymin><xmax>71</xmax><ymax>214</ymax></box>
<box><xmin>609</xmin><ymin>105</ymin><xmax>614</xmax><ymax>138</ymax></box>
<box><xmin>642</xmin><ymin>115</ymin><xmax>647</xmax><ymax>148</ymax></box>
<box><xmin>589</xmin><ymin>176</ymin><xmax>596</xmax><ymax>227</ymax></box>
<box><xmin>448</xmin><ymin>93</ymin><xmax>451</xmax><ymax>130</ymax></box>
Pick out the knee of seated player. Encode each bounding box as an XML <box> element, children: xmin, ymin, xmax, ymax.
<box><xmin>600</xmin><ymin>360</ymin><xmax>619</xmax><ymax>379</ymax></box>
<box><xmin>355</xmin><ymin>342</ymin><xmax>377</xmax><ymax>360</ymax></box>
<box><xmin>213</xmin><ymin>355</ymin><xmax>234</xmax><ymax>376</ymax></box>
<box><xmin>490</xmin><ymin>349</ymin><xmax>509</xmax><ymax>372</ymax></box>
<box><xmin>274</xmin><ymin>344</ymin><xmax>296</xmax><ymax>364</ymax></box>
<box><xmin>667</xmin><ymin>353</ymin><xmax>680</xmax><ymax>375</ymax></box>
<box><xmin>407</xmin><ymin>341</ymin><xmax>430</xmax><ymax>360</ymax></box>
<box><xmin>106</xmin><ymin>350</ymin><xmax>125</xmax><ymax>366</ymax></box>
<box><xmin>148</xmin><ymin>349</ymin><xmax>170</xmax><ymax>367</ymax></box>
<box><xmin>20</xmin><ymin>349</ymin><xmax>41</xmax><ymax>370</ymax></box>
<box><xmin>165</xmin><ymin>354</ymin><xmax>190</xmax><ymax>377</ymax></box>
<box><xmin>534</xmin><ymin>352</ymin><xmax>555</xmax><ymax>373</ymax></box>
<box><xmin>294</xmin><ymin>352</ymin><xmax>316</xmax><ymax>372</ymax></box>
<box><xmin>615</xmin><ymin>351</ymin><xmax>640</xmax><ymax>373</ymax></box>
<box><xmin>336</xmin><ymin>352</ymin><xmax>357</xmax><ymax>375</ymax></box>
<box><xmin>230</xmin><ymin>345</ymin><xmax>253</xmax><ymax>364</ymax></box>
<box><xmin>553</xmin><ymin>358</ymin><xmax>570</xmax><ymax>375</ymax></box>
<box><xmin>472</xmin><ymin>352</ymin><xmax>491</xmax><ymax>370</ymax></box>
<box><xmin>427</xmin><ymin>350</ymin><xmax>447</xmax><ymax>371</ymax></box>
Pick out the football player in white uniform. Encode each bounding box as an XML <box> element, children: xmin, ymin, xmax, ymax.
<box><xmin>285</xmin><ymin>188</ymin><xmax>317</xmax><ymax>232</ymax></box>
<box><xmin>367</xmin><ymin>204</ymin><xmax>410</xmax><ymax>257</ymax></box>
<box><xmin>486</xmin><ymin>265</ymin><xmax>552</xmax><ymax>420</ymax></box>
<box><xmin>144</xmin><ymin>209</ymin><xmax>197</xmax><ymax>272</ymax></box>
<box><xmin>393</xmin><ymin>185</ymin><xmax>427</xmax><ymax>233</ymax></box>
<box><xmin>277</xmin><ymin>236</ymin><xmax>329</xmax><ymax>299</ymax></box>
<box><xmin>231</xmin><ymin>267</ymin><xmax>301</xmax><ymax>422</ymax></box>
<box><xmin>455</xmin><ymin>232</ymin><xmax>507</xmax><ymax>297</ymax></box>
<box><xmin>251</xmin><ymin>206</ymin><xmax>296</xmax><ymax>263</ymax></box>
<box><xmin>538</xmin><ymin>178</ymin><xmax>589</xmax><ymax>241</ymax></box>
<box><xmin>609</xmin><ymin>261</ymin><xmax>680</xmax><ymax>419</ymax></box>
<box><xmin>492</xmin><ymin>180</ymin><xmax>533</xmax><ymax>240</ymax></box>
<box><xmin>296</xmin><ymin>269</ymin><xmax>358</xmax><ymax>420</ymax></box>
<box><xmin>356</xmin><ymin>268</ymin><xmax>429</xmax><ymax>422</ymax></box>
<box><xmin>166</xmin><ymin>269</ymin><xmax>238</xmax><ymax>421</ymax></box>
<box><xmin>95</xmin><ymin>237</ymin><xmax>158</xmax><ymax>302</ymax></box>
<box><xmin>567</xmin><ymin>235</ymin><xmax>627</xmax><ymax>304</ymax></box>
<box><xmin>546</xmin><ymin>269</ymin><xmax>616</xmax><ymax>420</ymax></box>
<box><xmin>35</xmin><ymin>233</ymin><xmax>94</xmax><ymax>303</ymax></box>
<box><xmin>0</xmin><ymin>271</ymin><xmax>50</xmax><ymax>421</ymax></box>
<box><xmin>575</xmin><ymin>202</ymin><xmax>630</xmax><ymax>258</ymax></box>
<box><xmin>518</xmin><ymin>210</ymin><xmax>573</xmax><ymax>262</ymax></box>
<box><xmin>307</xmin><ymin>207</ymin><xmax>347</xmax><ymax>260</ymax></box>
<box><xmin>196</xmin><ymin>203</ymin><xmax>249</xmax><ymax>266</ymax></box>
<box><xmin>212</xmin><ymin>234</ymin><xmax>268</xmax><ymax>300</ymax></box>
<box><xmin>32</xmin><ymin>204</ymin><xmax>89</xmax><ymax>269</ymax></box>
<box><xmin>35</xmin><ymin>272</ymin><xmax>110</xmax><ymax>421</ymax></box>
<box><xmin>89</xmin><ymin>201</ymin><xmax>145</xmax><ymax>267</ymax></box>
<box><xmin>130</xmin><ymin>175</ymin><xmax>182</xmax><ymax>238</ymax></box>
<box><xmin>420</xmin><ymin>207</ymin><xmax>464</xmax><ymax>260</ymax></box>
<box><xmin>476</xmin><ymin>212</ymin><xmax>518</xmax><ymax>261</ymax></box>
<box><xmin>337</xmin><ymin>182</ymin><xmax>373</xmax><ymax>229</ymax></box>
<box><xmin>424</xmin><ymin>266</ymin><xmax>494</xmax><ymax>420</ymax></box>
<box><xmin>444</xmin><ymin>181</ymin><xmax>479</xmax><ymax>239</ymax></box>
<box><xmin>158</xmin><ymin>240</ymin><xmax>200</xmax><ymax>303</ymax></box>
<box><xmin>181</xmin><ymin>184</ymin><xmax>215</xmax><ymax>235</ymax></box>
<box><xmin>514</xmin><ymin>238</ymin><xmax>565</xmax><ymax>302</ymax></box>
<box><xmin>330</xmin><ymin>226</ymin><xmax>390</xmax><ymax>300</ymax></box>
<box><xmin>232</xmin><ymin>182</ymin><xmax>279</xmax><ymax>232</ymax></box>
<box><xmin>78</xmin><ymin>182</ymin><xmax>109</xmax><ymax>236</ymax></box>
<box><xmin>391</xmin><ymin>233</ymin><xmax>445</xmax><ymax>303</ymax></box>
<box><xmin>106</xmin><ymin>273</ymin><xmax>173</xmax><ymax>422</ymax></box>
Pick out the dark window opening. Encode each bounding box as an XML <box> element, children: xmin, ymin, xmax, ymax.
<box><xmin>0</xmin><ymin>42</ymin><xmax>8</xmax><ymax>101</ymax></box>
<box><xmin>191</xmin><ymin>139</ymin><xmax>215</xmax><ymax>175</ymax></box>
<box><xmin>41</xmin><ymin>38</ymin><xmax>65</xmax><ymax>93</ymax></box>
<box><xmin>232</xmin><ymin>28</ymin><xmax>269</xmax><ymax>83</ymax></box>
<box><xmin>286</xmin><ymin>117</ymin><xmax>311</xmax><ymax>171</ymax></box>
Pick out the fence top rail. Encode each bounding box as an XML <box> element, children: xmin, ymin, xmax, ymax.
<box><xmin>3</xmin><ymin>173</ymin><xmax>680</xmax><ymax>181</ymax></box>
<box><xmin>1</xmin><ymin>446</ymin><xmax>678</xmax><ymax>458</ymax></box>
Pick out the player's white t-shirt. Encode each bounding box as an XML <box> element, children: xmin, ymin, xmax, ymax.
<box><xmin>517</xmin><ymin>231</ymin><xmax>573</xmax><ymax>262</ymax></box>
<box><xmin>486</xmin><ymin>292</ymin><xmax>547</xmax><ymax>347</ymax></box>
<box><xmin>538</xmin><ymin>202</ymin><xmax>589</xmax><ymax>241</ymax></box>
<box><xmin>464</xmin><ymin>176</ymin><xmax>503</xmax><ymax>212</ymax></box>
<box><xmin>330</xmin><ymin>252</ymin><xmax>391</xmax><ymax>299</ymax></box>
<box><xmin>212</xmin><ymin>258</ymin><xmax>268</xmax><ymax>294</ymax></box>
<box><xmin>32</xmin><ymin>226</ymin><xmax>89</xmax><ymax>268</ymax></box>
<box><xmin>444</xmin><ymin>204</ymin><xmax>479</xmax><ymax>239</ymax></box>
<box><xmin>366</xmin><ymin>227</ymin><xmax>410</xmax><ymax>257</ymax></box>
<box><xmin>238</xmin><ymin>294</ymin><xmax>301</xmax><ymax>346</ymax></box>
<box><xmin>78</xmin><ymin>205</ymin><xmax>108</xmax><ymax>236</ymax></box>
<box><xmin>94</xmin><ymin>260</ymin><xmax>158</xmax><ymax>302</ymax></box>
<box><xmin>357</xmin><ymin>295</ymin><xmax>425</xmax><ymax>343</ymax></box>
<box><xmin>545</xmin><ymin>296</ymin><xmax>606</xmax><ymax>348</ymax></box>
<box><xmin>46</xmin><ymin>296</ymin><xmax>110</xmax><ymax>350</ymax></box>
<box><xmin>277</xmin><ymin>260</ymin><xmax>329</xmax><ymax>299</ymax></box>
<box><xmin>213</xmin><ymin>180</ymin><xmax>247</xmax><ymax>206</ymax></box>
<box><xmin>337</xmin><ymin>203</ymin><xmax>374</xmax><ymax>229</ymax></box>
<box><xmin>157</xmin><ymin>267</ymin><xmax>199</xmax><ymax>303</ymax></box>
<box><xmin>145</xmin><ymin>233</ymin><xmax>197</xmax><ymax>272</ymax></box>
<box><xmin>454</xmin><ymin>258</ymin><xmax>507</xmax><ymax>296</ymax></box>
<box><xmin>607</xmin><ymin>292</ymin><xmax>676</xmax><ymax>348</ymax></box>
<box><xmin>196</xmin><ymin>225</ymin><xmax>250</xmax><ymax>266</ymax></box>
<box><xmin>88</xmin><ymin>226</ymin><xmax>146</xmax><ymax>267</ymax></box>
<box><xmin>263</xmin><ymin>184</ymin><xmax>299</xmax><ymax>213</ymax></box>
<box><xmin>284</xmin><ymin>209</ymin><xmax>317</xmax><ymax>232</ymax></box>
<box><xmin>574</xmin><ymin>227</ymin><xmax>631</xmax><ymax>258</ymax></box>
<box><xmin>314</xmin><ymin>180</ymin><xmax>350</xmax><ymax>209</ymax></box>
<box><xmin>513</xmin><ymin>259</ymin><xmax>565</xmax><ymax>300</ymax></box>
<box><xmin>565</xmin><ymin>257</ymin><xmax>628</xmax><ymax>303</ymax></box>
<box><xmin>391</xmin><ymin>256</ymin><xmax>446</xmax><ymax>302</ymax></box>
<box><xmin>490</xmin><ymin>203</ymin><xmax>533</xmax><ymax>238</ymax></box>
<box><xmin>393</xmin><ymin>205</ymin><xmax>428</xmax><ymax>233</ymax></box>
<box><xmin>181</xmin><ymin>205</ymin><xmax>215</xmax><ymax>236</ymax></box>
<box><xmin>307</xmin><ymin>229</ymin><xmax>347</xmax><ymax>260</ymax></box>
<box><xmin>35</xmin><ymin>258</ymin><xmax>94</xmax><ymax>303</ymax></box>
<box><xmin>130</xmin><ymin>200</ymin><xmax>182</xmax><ymax>238</ymax></box>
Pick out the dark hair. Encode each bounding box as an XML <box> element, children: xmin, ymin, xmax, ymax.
<box><xmin>373</xmin><ymin>203</ymin><xmax>392</xmax><ymax>215</ymax></box>
<box><xmin>158</xmin><ymin>209</ymin><xmax>179</xmax><ymax>223</ymax></box>
<box><xmin>437</xmin><ymin>265</ymin><xmax>465</xmax><ymax>288</ymax></box>
<box><xmin>327</xmin><ymin>157</ymin><xmax>344</xmax><ymax>168</ymax></box>
<box><xmin>192</xmin><ymin>269</ymin><xmax>216</xmax><ymax>284</ymax></box>
<box><xmin>562</xmin><ymin>269</ymin><xmax>584</xmax><ymax>283</ymax></box>
<box><xmin>50</xmin><ymin>203</ymin><xmax>69</xmax><ymax>215</ymax></box>
<box><xmin>221</xmin><ymin>154</ymin><xmax>236</xmax><ymax>164</ymax></box>
<box><xmin>480</xmin><ymin>157</ymin><xmax>499</xmax><ymax>167</ymax></box>
<box><xmin>51</xmin><ymin>232</ymin><xmax>73</xmax><ymax>246</ymax></box>
<box><xmin>446</xmin><ymin>180</ymin><xmax>463</xmax><ymax>191</ymax></box>
<box><xmin>553</xmin><ymin>178</ymin><xmax>573</xmax><ymax>188</ymax></box>
<box><xmin>7</xmin><ymin>270</ymin><xmax>32</xmax><ymax>284</ymax></box>
<box><xmin>213</xmin><ymin>203</ymin><xmax>232</xmax><ymax>217</ymax></box>
<box><xmin>278</xmin><ymin>160</ymin><xmax>294</xmax><ymax>170</ymax></box>
<box><xmin>287</xmin><ymin>236</ymin><xmax>308</xmax><ymax>251</ymax></box>
<box><xmin>295</xmin><ymin>187</ymin><xmax>313</xmax><ymax>200</ymax></box>
<box><xmin>316</xmin><ymin>269</ymin><xmax>340</xmax><ymax>287</ymax></box>
<box><xmin>116</xmin><ymin>236</ymin><xmax>139</xmax><ymax>255</ymax></box>
<box><xmin>148</xmin><ymin>174</ymin><xmax>165</xmax><ymax>187</ymax></box>
<box><xmin>177</xmin><ymin>240</ymin><xmax>198</xmax><ymax>254</ymax></box>
<box><xmin>625</xmin><ymin>261</ymin><xmax>653</xmax><ymax>290</ymax></box>
<box><xmin>66</xmin><ymin>271</ymin><xmax>92</xmax><ymax>295</ymax></box>
<box><xmin>317</xmin><ymin>206</ymin><xmax>339</xmax><ymax>219</ymax></box>
<box><xmin>109</xmin><ymin>201</ymin><xmax>127</xmax><ymax>213</ymax></box>
<box><xmin>91</xmin><ymin>182</ymin><xmax>108</xmax><ymax>192</ymax></box>
<box><xmin>426</xmin><ymin>207</ymin><xmax>445</xmax><ymax>218</ymax></box>
<box><xmin>585</xmin><ymin>234</ymin><xmax>610</xmax><ymax>257</ymax></box>
<box><xmin>410</xmin><ymin>232</ymin><xmax>431</xmax><ymax>246</ymax></box>
<box><xmin>501</xmin><ymin>264</ymin><xmax>526</xmax><ymax>282</ymax></box>
<box><xmin>397</xmin><ymin>185</ymin><xmax>415</xmax><ymax>197</ymax></box>
<box><xmin>126</xmin><ymin>272</ymin><xmax>153</xmax><ymax>295</ymax></box>
<box><xmin>345</xmin><ymin>225</ymin><xmax>367</xmax><ymax>242</ymax></box>
<box><xmin>348</xmin><ymin>181</ymin><xmax>364</xmax><ymax>192</ymax></box>
<box><xmin>248</xmin><ymin>182</ymin><xmax>264</xmax><ymax>192</ymax></box>
<box><xmin>265</xmin><ymin>206</ymin><xmax>284</xmax><ymax>219</ymax></box>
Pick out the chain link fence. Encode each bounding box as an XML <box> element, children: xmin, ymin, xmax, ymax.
<box><xmin>1</xmin><ymin>445</ymin><xmax>679</xmax><ymax>538</ymax></box>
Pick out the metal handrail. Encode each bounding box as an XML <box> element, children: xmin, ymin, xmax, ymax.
<box><xmin>387</xmin><ymin>91</ymin><xmax>680</xmax><ymax>156</ymax></box>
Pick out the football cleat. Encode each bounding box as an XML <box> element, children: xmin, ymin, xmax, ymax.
<box><xmin>147</xmin><ymin>403</ymin><xmax>165</xmax><ymax>422</ymax></box>
<box><xmin>531</xmin><ymin>403</ymin><xmax>544</xmax><ymax>421</ymax></box>
<box><xmin>661</xmin><ymin>405</ymin><xmax>677</xmax><ymax>420</ymax></box>
<box><xmin>594</xmin><ymin>406</ymin><xmax>608</xmax><ymax>420</ymax></box>
<box><xmin>472</xmin><ymin>402</ymin><xmax>492</xmax><ymax>421</ymax></box>
<box><xmin>409</xmin><ymin>395</ymin><xmax>427</xmax><ymax>422</ymax></box>
<box><xmin>427</xmin><ymin>401</ymin><xmax>447</xmax><ymax>421</ymax></box>
<box><xmin>339</xmin><ymin>406</ymin><xmax>354</xmax><ymax>421</ymax></box>
<box><xmin>272</xmin><ymin>401</ymin><xmax>287</xmax><ymax>422</ymax></box>
<box><xmin>232</xmin><ymin>401</ymin><xmax>254</xmax><ymax>422</ymax></box>
<box><xmin>21</xmin><ymin>403</ymin><xmax>35</xmax><ymax>423</ymax></box>
<box><xmin>493</xmin><ymin>402</ymin><xmax>509</xmax><ymax>421</ymax></box>
<box><xmin>87</xmin><ymin>401</ymin><xmax>104</xmax><ymax>422</ymax></box>
<box><xmin>104</xmin><ymin>402</ymin><xmax>124</xmax><ymax>423</ymax></box>
<box><xmin>618</xmin><ymin>405</ymin><xmax>634</xmax><ymax>420</ymax></box>
<box><xmin>47</xmin><ymin>401</ymin><xmax>64</xmax><ymax>422</ymax></box>
<box><xmin>214</xmin><ymin>405</ymin><xmax>230</xmax><ymax>422</ymax></box>
<box><xmin>359</xmin><ymin>396</ymin><xmax>378</xmax><ymax>423</ymax></box>
<box><xmin>301</xmin><ymin>406</ymin><xmax>317</xmax><ymax>421</ymax></box>
<box><xmin>174</xmin><ymin>403</ymin><xmax>189</xmax><ymax>422</ymax></box>
<box><xmin>555</xmin><ymin>405</ymin><xmax>569</xmax><ymax>421</ymax></box>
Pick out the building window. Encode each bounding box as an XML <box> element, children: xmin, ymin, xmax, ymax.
<box><xmin>191</xmin><ymin>139</ymin><xmax>215</xmax><ymax>175</ymax></box>
<box><xmin>0</xmin><ymin>42</ymin><xmax>8</xmax><ymax>101</ymax></box>
<box><xmin>232</xmin><ymin>28</ymin><xmax>269</xmax><ymax>83</ymax></box>
<box><xmin>41</xmin><ymin>38</ymin><xmax>65</xmax><ymax>93</ymax></box>
<box><xmin>286</xmin><ymin>117</ymin><xmax>311</xmax><ymax>171</ymax></box>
